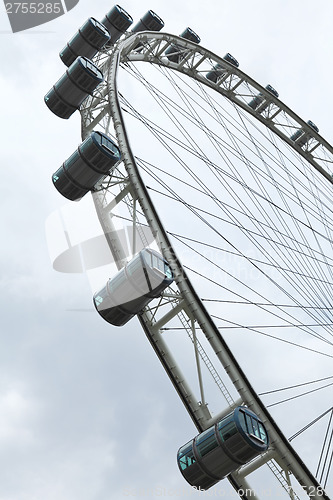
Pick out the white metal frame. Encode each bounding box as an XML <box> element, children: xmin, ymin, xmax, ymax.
<box><xmin>80</xmin><ymin>31</ymin><xmax>332</xmax><ymax>500</ymax></box>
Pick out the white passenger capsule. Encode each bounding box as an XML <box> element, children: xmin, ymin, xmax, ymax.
<box><xmin>93</xmin><ymin>249</ymin><xmax>174</xmax><ymax>326</ymax></box>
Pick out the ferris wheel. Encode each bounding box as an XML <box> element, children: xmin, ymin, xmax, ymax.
<box><xmin>44</xmin><ymin>5</ymin><xmax>333</xmax><ymax>499</ymax></box>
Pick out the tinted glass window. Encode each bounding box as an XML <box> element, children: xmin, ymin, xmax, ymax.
<box><xmin>94</xmin><ymin>284</ymin><xmax>109</xmax><ymax>305</ymax></box>
<box><xmin>152</xmin><ymin>254</ymin><xmax>159</xmax><ymax>271</ymax></box>
<box><xmin>86</xmin><ymin>60</ymin><xmax>98</xmax><ymax>76</ymax></box>
<box><xmin>101</xmin><ymin>135</ymin><xmax>117</xmax><ymax>155</ymax></box>
<box><xmin>217</xmin><ymin>413</ymin><xmax>233</xmax><ymax>431</ymax></box>
<box><xmin>238</xmin><ymin>410</ymin><xmax>247</xmax><ymax>433</ymax></box>
<box><xmin>108</xmin><ymin>270</ymin><xmax>127</xmax><ymax>293</ymax></box>
<box><xmin>251</xmin><ymin>418</ymin><xmax>260</xmax><ymax>439</ymax></box>
<box><xmin>117</xmin><ymin>5</ymin><xmax>131</xmax><ymax>18</ymax></box>
<box><xmin>127</xmin><ymin>254</ymin><xmax>143</xmax><ymax>276</ymax></box>
<box><xmin>219</xmin><ymin>420</ymin><xmax>237</xmax><ymax>442</ymax></box>
<box><xmin>258</xmin><ymin>422</ymin><xmax>268</xmax><ymax>444</ymax></box>
<box><xmin>196</xmin><ymin>427</ymin><xmax>218</xmax><ymax>457</ymax></box>
<box><xmin>164</xmin><ymin>264</ymin><xmax>173</xmax><ymax>279</ymax></box>
<box><xmin>245</xmin><ymin>414</ymin><xmax>253</xmax><ymax>435</ymax></box>
<box><xmin>178</xmin><ymin>442</ymin><xmax>196</xmax><ymax>471</ymax></box>
<box><xmin>94</xmin><ymin>294</ymin><xmax>103</xmax><ymax>306</ymax></box>
<box><xmin>64</xmin><ymin>150</ymin><xmax>80</xmax><ymax>169</ymax></box>
<box><xmin>151</xmin><ymin>253</ymin><xmax>168</xmax><ymax>275</ymax></box>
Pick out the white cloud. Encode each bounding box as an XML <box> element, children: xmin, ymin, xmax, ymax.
<box><xmin>0</xmin><ymin>388</ymin><xmax>38</xmax><ymax>446</ymax></box>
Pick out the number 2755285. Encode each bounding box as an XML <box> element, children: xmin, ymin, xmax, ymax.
<box><xmin>5</xmin><ymin>3</ymin><xmax>62</xmax><ymax>14</ymax></box>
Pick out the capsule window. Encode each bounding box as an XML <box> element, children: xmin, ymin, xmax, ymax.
<box><xmin>178</xmin><ymin>442</ymin><xmax>196</xmax><ymax>471</ymax></box>
<box><xmin>245</xmin><ymin>413</ymin><xmax>254</xmax><ymax>435</ymax></box>
<box><xmin>219</xmin><ymin>419</ymin><xmax>237</xmax><ymax>442</ymax></box>
<box><xmin>101</xmin><ymin>135</ymin><xmax>116</xmax><ymax>155</ymax></box>
<box><xmin>85</xmin><ymin>59</ymin><xmax>99</xmax><ymax>76</ymax></box>
<box><xmin>258</xmin><ymin>422</ymin><xmax>268</xmax><ymax>444</ymax></box>
<box><xmin>64</xmin><ymin>150</ymin><xmax>79</xmax><ymax>169</ymax></box>
<box><xmin>118</xmin><ymin>6</ymin><xmax>128</xmax><ymax>16</ymax></box>
<box><xmin>94</xmin><ymin>285</ymin><xmax>110</xmax><ymax>309</ymax></box>
<box><xmin>127</xmin><ymin>254</ymin><xmax>144</xmax><ymax>277</ymax></box>
<box><xmin>217</xmin><ymin>413</ymin><xmax>233</xmax><ymax>432</ymax></box>
<box><xmin>152</xmin><ymin>254</ymin><xmax>165</xmax><ymax>274</ymax></box>
<box><xmin>164</xmin><ymin>264</ymin><xmax>173</xmax><ymax>279</ymax></box>
<box><xmin>148</xmin><ymin>252</ymin><xmax>173</xmax><ymax>279</ymax></box>
<box><xmin>196</xmin><ymin>427</ymin><xmax>218</xmax><ymax>457</ymax></box>
<box><xmin>238</xmin><ymin>410</ymin><xmax>247</xmax><ymax>433</ymax></box>
<box><xmin>157</xmin><ymin>258</ymin><xmax>165</xmax><ymax>274</ymax></box>
<box><xmin>152</xmin><ymin>254</ymin><xmax>159</xmax><ymax>270</ymax></box>
<box><xmin>95</xmin><ymin>295</ymin><xmax>103</xmax><ymax>306</ymax></box>
<box><xmin>251</xmin><ymin>418</ymin><xmax>260</xmax><ymax>439</ymax></box>
<box><xmin>107</xmin><ymin>270</ymin><xmax>127</xmax><ymax>293</ymax></box>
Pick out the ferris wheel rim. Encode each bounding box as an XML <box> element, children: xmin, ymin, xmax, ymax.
<box><xmin>81</xmin><ymin>31</ymin><xmax>331</xmax><ymax>500</ymax></box>
<box><xmin>104</xmin><ymin>31</ymin><xmax>333</xmax><ymax>184</ymax></box>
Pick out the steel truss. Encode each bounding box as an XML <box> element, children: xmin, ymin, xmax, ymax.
<box><xmin>79</xmin><ymin>32</ymin><xmax>332</xmax><ymax>500</ymax></box>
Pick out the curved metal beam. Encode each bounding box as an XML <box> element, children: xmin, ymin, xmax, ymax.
<box><xmin>97</xmin><ymin>33</ymin><xmax>331</xmax><ymax>500</ymax></box>
<box><xmin>78</xmin><ymin>32</ymin><xmax>332</xmax><ymax>499</ymax></box>
<box><xmin>121</xmin><ymin>32</ymin><xmax>333</xmax><ymax>186</ymax></box>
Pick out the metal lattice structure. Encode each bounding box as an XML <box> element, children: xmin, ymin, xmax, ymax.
<box><xmin>73</xmin><ymin>31</ymin><xmax>333</xmax><ymax>500</ymax></box>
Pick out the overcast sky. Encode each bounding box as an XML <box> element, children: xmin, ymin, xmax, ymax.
<box><xmin>0</xmin><ymin>1</ymin><xmax>332</xmax><ymax>499</ymax></box>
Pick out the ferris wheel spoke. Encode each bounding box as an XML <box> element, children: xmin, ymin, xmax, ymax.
<box><xmin>45</xmin><ymin>17</ymin><xmax>333</xmax><ymax>499</ymax></box>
